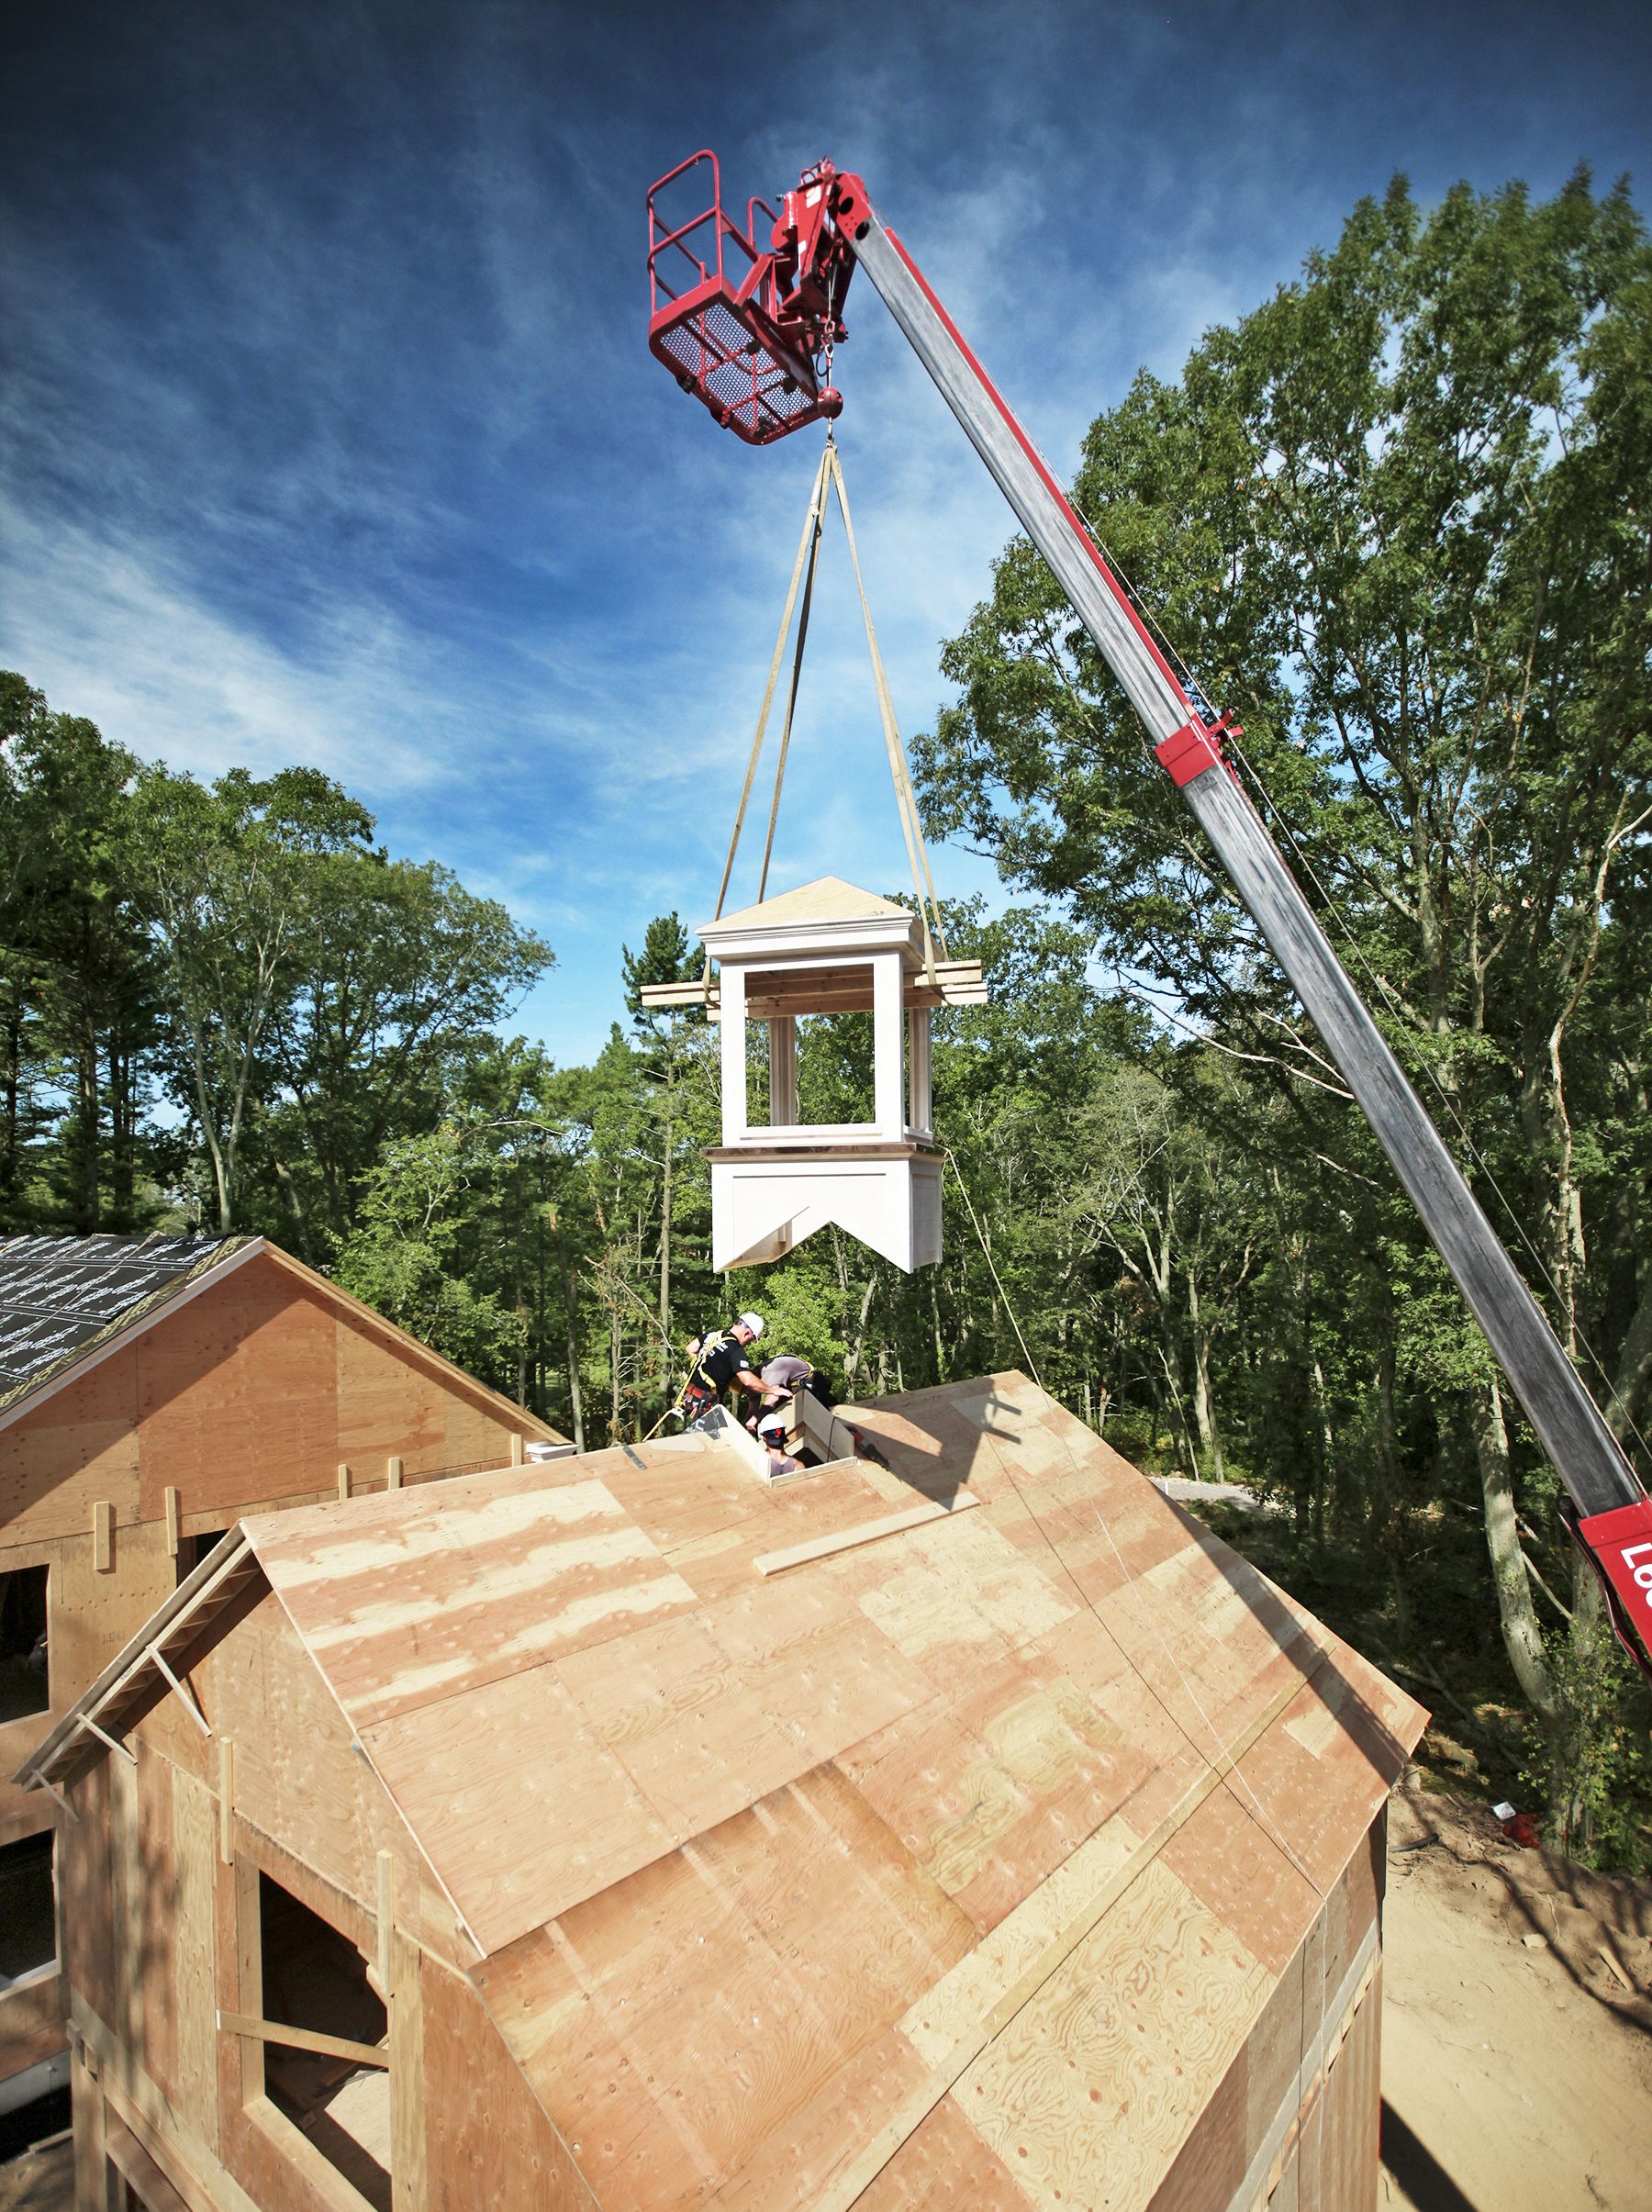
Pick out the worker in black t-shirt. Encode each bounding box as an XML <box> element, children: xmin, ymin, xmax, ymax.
<box><xmin>677</xmin><ymin>1312</ymin><xmax>773</xmax><ymax>1429</ymax></box>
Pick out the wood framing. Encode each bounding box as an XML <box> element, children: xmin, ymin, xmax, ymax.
<box><xmin>25</xmin><ymin>1374</ymin><xmax>1423</xmax><ymax>2209</ymax></box>
<box><xmin>0</xmin><ymin>1227</ymin><xmax>564</xmax><ymax>2099</ymax></box>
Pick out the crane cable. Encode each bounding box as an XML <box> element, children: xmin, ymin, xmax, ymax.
<box><xmin>705</xmin><ymin>434</ymin><xmax>950</xmax><ymax>987</ymax></box>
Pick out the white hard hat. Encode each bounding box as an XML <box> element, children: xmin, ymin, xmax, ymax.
<box><xmin>737</xmin><ymin>1311</ymin><xmax>765</xmax><ymax>1339</ymax></box>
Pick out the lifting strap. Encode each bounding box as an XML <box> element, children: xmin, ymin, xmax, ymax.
<box><xmin>705</xmin><ymin>443</ymin><xmax>832</xmax><ymax>984</ymax></box>
<box><xmin>827</xmin><ymin>441</ymin><xmax>948</xmax><ymax>982</ymax></box>
<box><xmin>706</xmin><ymin>436</ymin><xmax>950</xmax><ymax>986</ymax></box>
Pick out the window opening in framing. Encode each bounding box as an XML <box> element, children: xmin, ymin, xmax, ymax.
<box><xmin>256</xmin><ymin>1872</ymin><xmax>390</xmax><ymax>2212</ymax></box>
<box><xmin>175</xmin><ymin>1528</ymin><xmax>229</xmax><ymax>1586</ymax></box>
<box><xmin>0</xmin><ymin>1831</ymin><xmax>57</xmax><ymax>1983</ymax></box>
<box><xmin>0</xmin><ymin>1566</ymin><xmax>49</xmax><ymax>1722</ymax></box>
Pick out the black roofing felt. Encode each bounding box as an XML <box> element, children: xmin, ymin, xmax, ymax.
<box><xmin>0</xmin><ymin>1232</ymin><xmax>242</xmax><ymax>1409</ymax></box>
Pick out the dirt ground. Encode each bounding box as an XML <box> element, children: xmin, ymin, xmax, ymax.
<box><xmin>5</xmin><ymin>1784</ymin><xmax>1648</xmax><ymax>2211</ymax></box>
<box><xmin>1380</xmin><ymin>1779</ymin><xmax>1652</xmax><ymax>2211</ymax></box>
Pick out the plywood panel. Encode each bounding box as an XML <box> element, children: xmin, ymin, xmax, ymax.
<box><xmin>473</xmin><ymin>1766</ymin><xmax>976</xmax><ymax>2212</ymax></box>
<box><xmin>419</xmin><ymin>1954</ymin><xmax>586</xmax><ymax>2210</ymax></box>
<box><xmin>0</xmin><ymin>1971</ymin><xmax>64</xmax><ymax>2079</ymax></box>
<box><xmin>0</xmin><ymin>1339</ymin><xmax>140</xmax><ymax>1543</ymax></box>
<box><xmin>841</xmin><ymin>1645</ymin><xmax>1144</xmax><ymax>1936</ymax></box>
<box><xmin>1161</xmin><ymin>1780</ymin><xmax>1321</xmax><ymax>1979</ymax></box>
<box><xmin>1317</xmin><ymin>1956</ymin><xmax>1382</xmax><ymax>2212</ymax></box>
<box><xmin>442</xmin><ymin>1388</ymin><xmax>518</xmax><ymax>1472</ymax></box>
<box><xmin>336</xmin><ymin>1312</ymin><xmax>448</xmax><ymax>1474</ymax></box>
<box><xmin>363</xmin><ymin>1663</ymin><xmax>674</xmax><ymax>1956</ymax></box>
<box><xmin>49</xmin><ymin>1519</ymin><xmax>176</xmax><ymax>1714</ymax></box>
<box><xmin>835</xmin><ymin>1510</ymin><xmax>1076</xmax><ymax>1694</ymax></box>
<box><xmin>134</xmin><ymin>1744</ymin><xmax>178</xmax><ymax>2103</ymax></box>
<box><xmin>389</xmin><ymin>1921</ymin><xmax>425</xmax><ymax>2212</ymax></box>
<box><xmin>198</xmin><ymin>1590</ymin><xmax>416</xmax><ymax>1918</ymax></box>
<box><xmin>172</xmin><ymin>1764</ymin><xmax>219</xmax><ymax>2156</ymax></box>
<box><xmin>855</xmin><ymin>2091</ymin><xmax>1032</xmax><ymax>2211</ymax></box>
<box><xmin>137</xmin><ymin>1255</ymin><xmax>340</xmax><ymax>1520</ymax></box>
<box><xmin>253</xmin><ymin>1466</ymin><xmax>701</xmax><ymax>1731</ymax></box>
<box><xmin>709</xmin><ymin>2029</ymin><xmax>937</xmax><ymax>2211</ymax></box>
<box><xmin>955</xmin><ymin>1857</ymin><xmax>1269</xmax><ymax>2212</ymax></box>
<box><xmin>107</xmin><ymin>1754</ymin><xmax>142</xmax><ymax>2062</ymax></box>
<box><xmin>61</xmin><ymin>1754</ymin><xmax>117</xmax><ymax>2036</ymax></box>
<box><xmin>0</xmin><ymin>1714</ymin><xmax>70</xmax><ymax>1820</ymax></box>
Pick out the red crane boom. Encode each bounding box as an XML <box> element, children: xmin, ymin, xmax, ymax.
<box><xmin>644</xmin><ymin>151</ymin><xmax>1652</xmax><ymax>1680</ymax></box>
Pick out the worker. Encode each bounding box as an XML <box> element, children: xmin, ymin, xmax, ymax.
<box><xmin>677</xmin><ymin>1313</ymin><xmax>773</xmax><ymax>1430</ymax></box>
<box><xmin>744</xmin><ymin>1353</ymin><xmax>815</xmax><ymax>1448</ymax></box>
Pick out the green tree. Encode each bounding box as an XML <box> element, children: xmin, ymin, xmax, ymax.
<box><xmin>332</xmin><ymin>1120</ymin><xmax>529</xmax><ymax>1383</ymax></box>
<box><xmin>127</xmin><ymin>765</ymin><xmax>374</xmax><ymax>1231</ymax></box>
<box><xmin>260</xmin><ymin>855</ymin><xmax>553</xmax><ymax>1254</ymax></box>
<box><xmin>915</xmin><ymin>173</ymin><xmax>1652</xmax><ymax>1805</ymax></box>
<box><xmin>0</xmin><ymin>674</ymin><xmax>162</xmax><ymax>1231</ymax></box>
<box><xmin>621</xmin><ymin>912</ymin><xmax>707</xmax><ymax>1351</ymax></box>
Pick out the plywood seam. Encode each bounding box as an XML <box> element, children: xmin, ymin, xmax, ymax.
<box><xmin>778</xmin><ymin>1654</ymin><xmax>1328</xmax><ymax>2212</ymax></box>
<box><xmin>1220</xmin><ymin>1915</ymin><xmax>1381</xmax><ymax>2212</ymax></box>
<box><xmin>436</xmin><ymin>1949</ymin><xmax>609</xmax><ymax>2212</ymax></box>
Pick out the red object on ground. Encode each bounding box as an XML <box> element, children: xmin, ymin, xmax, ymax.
<box><xmin>1501</xmin><ymin>1811</ymin><xmax>1541</xmax><ymax>1849</ymax></box>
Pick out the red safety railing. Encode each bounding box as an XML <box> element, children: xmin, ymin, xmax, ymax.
<box><xmin>646</xmin><ymin>151</ymin><xmax>836</xmax><ymax>446</ymax></box>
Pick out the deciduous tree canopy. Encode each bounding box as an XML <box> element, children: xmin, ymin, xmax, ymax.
<box><xmin>5</xmin><ymin>171</ymin><xmax>1647</xmax><ymax>1867</ymax></box>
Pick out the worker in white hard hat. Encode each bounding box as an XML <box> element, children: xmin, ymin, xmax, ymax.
<box><xmin>675</xmin><ymin>1312</ymin><xmax>773</xmax><ymax>1430</ymax></box>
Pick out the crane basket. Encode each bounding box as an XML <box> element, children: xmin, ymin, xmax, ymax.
<box><xmin>646</xmin><ymin>151</ymin><xmax>841</xmax><ymax>445</ymax></box>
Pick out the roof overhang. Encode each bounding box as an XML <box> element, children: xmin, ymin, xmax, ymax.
<box><xmin>14</xmin><ymin>1531</ymin><xmax>267</xmax><ymax>1796</ymax></box>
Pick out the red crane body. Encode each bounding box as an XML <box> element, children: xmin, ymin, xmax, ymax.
<box><xmin>643</xmin><ymin>151</ymin><xmax>1652</xmax><ymax>1680</ymax></box>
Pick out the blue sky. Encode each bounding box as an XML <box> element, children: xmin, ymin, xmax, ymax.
<box><xmin>4</xmin><ymin>0</ymin><xmax>1650</xmax><ymax>1066</ymax></box>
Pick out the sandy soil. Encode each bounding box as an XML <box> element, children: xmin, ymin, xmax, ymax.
<box><xmin>1381</xmin><ymin>1780</ymin><xmax>1652</xmax><ymax>2211</ymax></box>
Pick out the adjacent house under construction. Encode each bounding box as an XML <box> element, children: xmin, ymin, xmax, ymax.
<box><xmin>0</xmin><ymin>1230</ymin><xmax>564</xmax><ymax>2118</ymax></box>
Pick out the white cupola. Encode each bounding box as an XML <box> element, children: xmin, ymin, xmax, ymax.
<box><xmin>677</xmin><ymin>876</ymin><xmax>986</xmax><ymax>1272</ymax></box>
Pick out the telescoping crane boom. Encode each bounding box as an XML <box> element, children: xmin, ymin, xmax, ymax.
<box><xmin>644</xmin><ymin>153</ymin><xmax>1652</xmax><ymax>1678</ymax></box>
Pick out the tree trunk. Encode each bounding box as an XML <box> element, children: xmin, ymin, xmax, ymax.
<box><xmin>0</xmin><ymin>994</ymin><xmax>19</xmax><ymax>1212</ymax></box>
<box><xmin>1186</xmin><ymin>1270</ymin><xmax>1222</xmax><ymax>1478</ymax></box>
<box><xmin>1475</xmin><ymin>1372</ymin><xmax>1557</xmax><ymax>1727</ymax></box>
<box><xmin>608</xmin><ymin>1294</ymin><xmax>622</xmax><ymax>1438</ymax></box>
<box><xmin>272</xmin><ymin>1158</ymin><xmax>310</xmax><ymax>1257</ymax></box>
<box><xmin>658</xmin><ymin>1074</ymin><xmax>674</xmax><ymax>1346</ymax></box>
<box><xmin>550</xmin><ymin>1209</ymin><xmax>586</xmax><ymax>1453</ymax></box>
<box><xmin>844</xmin><ymin>1273</ymin><xmax>876</xmax><ymax>1390</ymax></box>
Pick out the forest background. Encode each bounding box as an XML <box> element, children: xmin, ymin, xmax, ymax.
<box><xmin>4</xmin><ymin>173</ymin><xmax>1649</xmax><ymax>1869</ymax></box>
